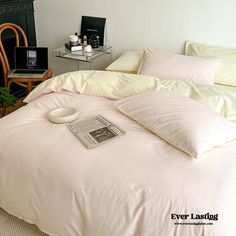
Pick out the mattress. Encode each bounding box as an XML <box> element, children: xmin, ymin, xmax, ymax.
<box><xmin>0</xmin><ymin>71</ymin><xmax>236</xmax><ymax>236</ymax></box>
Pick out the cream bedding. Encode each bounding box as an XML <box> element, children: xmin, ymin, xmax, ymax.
<box><xmin>25</xmin><ymin>70</ymin><xmax>236</xmax><ymax>123</ymax></box>
<box><xmin>0</xmin><ymin>71</ymin><xmax>236</xmax><ymax>236</ymax></box>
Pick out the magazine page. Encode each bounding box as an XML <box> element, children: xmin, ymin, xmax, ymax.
<box><xmin>66</xmin><ymin>115</ymin><xmax>126</xmax><ymax>148</ymax></box>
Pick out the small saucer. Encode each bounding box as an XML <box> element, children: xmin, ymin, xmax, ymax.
<box><xmin>47</xmin><ymin>107</ymin><xmax>79</xmax><ymax>124</ymax></box>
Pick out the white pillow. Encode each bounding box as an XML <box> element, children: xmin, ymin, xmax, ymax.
<box><xmin>115</xmin><ymin>88</ymin><xmax>236</xmax><ymax>159</ymax></box>
<box><xmin>185</xmin><ymin>40</ymin><xmax>236</xmax><ymax>87</ymax></box>
<box><xmin>138</xmin><ymin>48</ymin><xmax>219</xmax><ymax>86</ymax></box>
<box><xmin>106</xmin><ymin>51</ymin><xmax>143</xmax><ymax>74</ymax></box>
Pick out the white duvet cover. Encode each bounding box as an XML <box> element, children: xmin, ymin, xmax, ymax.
<box><xmin>0</xmin><ymin>71</ymin><xmax>236</xmax><ymax>236</ymax></box>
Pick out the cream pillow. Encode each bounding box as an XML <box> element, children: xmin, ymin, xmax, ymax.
<box><xmin>185</xmin><ymin>41</ymin><xmax>236</xmax><ymax>86</ymax></box>
<box><xmin>115</xmin><ymin>88</ymin><xmax>236</xmax><ymax>159</ymax></box>
<box><xmin>106</xmin><ymin>51</ymin><xmax>143</xmax><ymax>74</ymax></box>
<box><xmin>138</xmin><ymin>48</ymin><xmax>219</xmax><ymax>86</ymax></box>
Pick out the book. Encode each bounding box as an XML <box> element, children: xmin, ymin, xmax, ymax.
<box><xmin>66</xmin><ymin>115</ymin><xmax>126</xmax><ymax>148</ymax></box>
<box><xmin>65</xmin><ymin>43</ymin><xmax>83</xmax><ymax>52</ymax></box>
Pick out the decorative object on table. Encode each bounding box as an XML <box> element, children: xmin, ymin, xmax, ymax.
<box><xmin>83</xmin><ymin>35</ymin><xmax>88</xmax><ymax>46</ymax></box>
<box><xmin>89</xmin><ymin>34</ymin><xmax>100</xmax><ymax>48</ymax></box>
<box><xmin>84</xmin><ymin>45</ymin><xmax>92</xmax><ymax>53</ymax></box>
<box><xmin>69</xmin><ymin>34</ymin><xmax>80</xmax><ymax>46</ymax></box>
<box><xmin>0</xmin><ymin>87</ymin><xmax>17</xmax><ymax>117</ymax></box>
<box><xmin>81</xmin><ymin>16</ymin><xmax>106</xmax><ymax>46</ymax></box>
<box><xmin>65</xmin><ymin>33</ymin><xmax>82</xmax><ymax>51</ymax></box>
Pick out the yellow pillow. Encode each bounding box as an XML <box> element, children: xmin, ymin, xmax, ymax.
<box><xmin>106</xmin><ymin>51</ymin><xmax>143</xmax><ymax>74</ymax></box>
<box><xmin>185</xmin><ymin>41</ymin><xmax>236</xmax><ymax>86</ymax></box>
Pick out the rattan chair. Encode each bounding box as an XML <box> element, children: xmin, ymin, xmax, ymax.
<box><xmin>0</xmin><ymin>23</ymin><xmax>52</xmax><ymax>94</ymax></box>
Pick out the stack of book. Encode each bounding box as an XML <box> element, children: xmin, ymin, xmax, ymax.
<box><xmin>65</xmin><ymin>43</ymin><xmax>83</xmax><ymax>52</ymax></box>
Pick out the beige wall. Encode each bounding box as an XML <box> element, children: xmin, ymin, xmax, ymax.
<box><xmin>34</xmin><ymin>0</ymin><xmax>236</xmax><ymax>73</ymax></box>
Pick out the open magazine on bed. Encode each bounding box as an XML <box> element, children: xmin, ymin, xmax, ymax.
<box><xmin>66</xmin><ymin>115</ymin><xmax>126</xmax><ymax>148</ymax></box>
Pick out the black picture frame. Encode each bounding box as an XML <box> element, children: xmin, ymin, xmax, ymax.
<box><xmin>80</xmin><ymin>16</ymin><xmax>106</xmax><ymax>46</ymax></box>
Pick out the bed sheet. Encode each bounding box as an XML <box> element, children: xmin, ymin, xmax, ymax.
<box><xmin>0</xmin><ymin>89</ymin><xmax>236</xmax><ymax>236</ymax></box>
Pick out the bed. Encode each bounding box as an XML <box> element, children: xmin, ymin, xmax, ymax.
<box><xmin>1</xmin><ymin>42</ymin><xmax>236</xmax><ymax>236</ymax></box>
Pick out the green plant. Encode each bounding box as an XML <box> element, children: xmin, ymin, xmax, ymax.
<box><xmin>0</xmin><ymin>87</ymin><xmax>17</xmax><ymax>117</ymax></box>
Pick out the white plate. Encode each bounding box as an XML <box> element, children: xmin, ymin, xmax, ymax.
<box><xmin>47</xmin><ymin>107</ymin><xmax>79</xmax><ymax>124</ymax></box>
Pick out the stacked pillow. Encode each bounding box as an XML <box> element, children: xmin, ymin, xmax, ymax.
<box><xmin>106</xmin><ymin>41</ymin><xmax>236</xmax><ymax>87</ymax></box>
<box><xmin>185</xmin><ymin>41</ymin><xmax>236</xmax><ymax>87</ymax></box>
<box><xmin>106</xmin><ymin>51</ymin><xmax>143</xmax><ymax>74</ymax></box>
<box><xmin>137</xmin><ymin>48</ymin><xmax>219</xmax><ymax>86</ymax></box>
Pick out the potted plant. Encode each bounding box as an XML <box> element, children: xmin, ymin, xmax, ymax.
<box><xmin>0</xmin><ymin>87</ymin><xmax>17</xmax><ymax>117</ymax></box>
